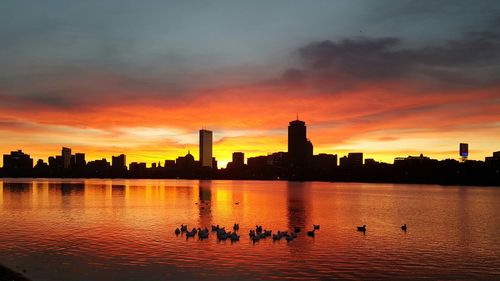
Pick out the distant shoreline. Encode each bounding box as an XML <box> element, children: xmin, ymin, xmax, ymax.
<box><xmin>0</xmin><ymin>264</ymin><xmax>30</xmax><ymax>281</ymax></box>
<box><xmin>0</xmin><ymin>177</ymin><xmax>499</xmax><ymax>187</ymax></box>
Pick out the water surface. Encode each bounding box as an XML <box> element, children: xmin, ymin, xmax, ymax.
<box><xmin>0</xmin><ymin>179</ymin><xmax>499</xmax><ymax>280</ymax></box>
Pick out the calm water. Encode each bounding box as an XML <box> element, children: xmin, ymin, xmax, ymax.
<box><xmin>0</xmin><ymin>179</ymin><xmax>499</xmax><ymax>281</ymax></box>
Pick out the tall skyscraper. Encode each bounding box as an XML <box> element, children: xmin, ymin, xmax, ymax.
<box><xmin>288</xmin><ymin>119</ymin><xmax>313</xmax><ymax>168</ymax></box>
<box><xmin>199</xmin><ymin>129</ymin><xmax>213</xmax><ymax>168</ymax></box>
<box><xmin>62</xmin><ymin>147</ymin><xmax>72</xmax><ymax>169</ymax></box>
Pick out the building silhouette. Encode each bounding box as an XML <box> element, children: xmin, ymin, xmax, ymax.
<box><xmin>62</xmin><ymin>147</ymin><xmax>72</xmax><ymax>169</ymax></box>
<box><xmin>349</xmin><ymin>152</ymin><xmax>363</xmax><ymax>167</ymax></box>
<box><xmin>87</xmin><ymin>158</ymin><xmax>110</xmax><ymax>177</ymax></box>
<box><xmin>164</xmin><ymin>160</ymin><xmax>175</xmax><ymax>169</ymax></box>
<box><xmin>340</xmin><ymin>153</ymin><xmax>363</xmax><ymax>168</ymax></box>
<box><xmin>129</xmin><ymin>162</ymin><xmax>147</xmax><ymax>173</ymax></box>
<box><xmin>177</xmin><ymin>151</ymin><xmax>195</xmax><ymax>168</ymax></box>
<box><xmin>212</xmin><ymin>157</ymin><xmax>217</xmax><ymax>170</ymax></box>
<box><xmin>75</xmin><ymin>153</ymin><xmax>86</xmax><ymax>169</ymax></box>
<box><xmin>3</xmin><ymin>150</ymin><xmax>33</xmax><ymax>175</ymax></box>
<box><xmin>460</xmin><ymin>143</ymin><xmax>469</xmax><ymax>162</ymax></box>
<box><xmin>199</xmin><ymin>129</ymin><xmax>213</xmax><ymax>168</ymax></box>
<box><xmin>112</xmin><ymin>154</ymin><xmax>127</xmax><ymax>170</ymax></box>
<box><xmin>485</xmin><ymin>151</ymin><xmax>500</xmax><ymax>163</ymax></box>
<box><xmin>288</xmin><ymin>119</ymin><xmax>313</xmax><ymax>169</ymax></box>
<box><xmin>364</xmin><ymin>158</ymin><xmax>377</xmax><ymax>165</ymax></box>
<box><xmin>232</xmin><ymin>152</ymin><xmax>244</xmax><ymax>167</ymax></box>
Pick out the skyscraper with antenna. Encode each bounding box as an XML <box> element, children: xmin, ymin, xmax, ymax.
<box><xmin>288</xmin><ymin>117</ymin><xmax>313</xmax><ymax>169</ymax></box>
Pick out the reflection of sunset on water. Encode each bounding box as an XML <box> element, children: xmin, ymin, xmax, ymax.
<box><xmin>0</xmin><ymin>179</ymin><xmax>499</xmax><ymax>280</ymax></box>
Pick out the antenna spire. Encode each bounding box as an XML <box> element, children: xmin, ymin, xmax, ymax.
<box><xmin>296</xmin><ymin>112</ymin><xmax>299</xmax><ymax>120</ymax></box>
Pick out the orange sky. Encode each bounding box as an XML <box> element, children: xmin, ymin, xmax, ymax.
<box><xmin>1</xmin><ymin>78</ymin><xmax>499</xmax><ymax>168</ymax></box>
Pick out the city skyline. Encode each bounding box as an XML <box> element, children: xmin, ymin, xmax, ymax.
<box><xmin>1</xmin><ymin>119</ymin><xmax>495</xmax><ymax>169</ymax></box>
<box><xmin>2</xmin><ymin>116</ymin><xmax>499</xmax><ymax>172</ymax></box>
<box><xmin>1</xmin><ymin>1</ymin><xmax>500</xmax><ymax>167</ymax></box>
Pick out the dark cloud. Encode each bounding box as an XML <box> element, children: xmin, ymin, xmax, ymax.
<box><xmin>292</xmin><ymin>22</ymin><xmax>500</xmax><ymax>88</ymax></box>
<box><xmin>24</xmin><ymin>93</ymin><xmax>78</xmax><ymax>108</ymax></box>
<box><xmin>0</xmin><ymin>92</ymin><xmax>76</xmax><ymax>110</ymax></box>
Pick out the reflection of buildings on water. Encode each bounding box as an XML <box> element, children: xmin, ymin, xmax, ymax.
<box><xmin>111</xmin><ymin>184</ymin><xmax>126</xmax><ymax>207</ymax></box>
<box><xmin>198</xmin><ymin>180</ymin><xmax>213</xmax><ymax>228</ymax></box>
<box><xmin>1</xmin><ymin>182</ymin><xmax>33</xmax><ymax>209</ymax></box>
<box><xmin>112</xmin><ymin>184</ymin><xmax>126</xmax><ymax>197</ymax></box>
<box><xmin>286</xmin><ymin>182</ymin><xmax>310</xmax><ymax>231</ymax></box>
<box><xmin>49</xmin><ymin>182</ymin><xmax>85</xmax><ymax>196</ymax></box>
<box><xmin>3</xmin><ymin>182</ymin><xmax>32</xmax><ymax>193</ymax></box>
<box><xmin>48</xmin><ymin>182</ymin><xmax>85</xmax><ymax>209</ymax></box>
<box><xmin>457</xmin><ymin>188</ymin><xmax>471</xmax><ymax>248</ymax></box>
<box><xmin>286</xmin><ymin>181</ymin><xmax>313</xmax><ymax>255</ymax></box>
<box><xmin>2</xmin><ymin>182</ymin><xmax>32</xmax><ymax>207</ymax></box>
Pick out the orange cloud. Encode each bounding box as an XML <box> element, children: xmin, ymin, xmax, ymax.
<box><xmin>1</xmin><ymin>79</ymin><xmax>499</xmax><ymax>168</ymax></box>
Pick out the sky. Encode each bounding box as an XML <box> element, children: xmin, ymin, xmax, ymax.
<box><xmin>1</xmin><ymin>0</ymin><xmax>500</xmax><ymax>167</ymax></box>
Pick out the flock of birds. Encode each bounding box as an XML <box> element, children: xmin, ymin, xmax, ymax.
<box><xmin>174</xmin><ymin>223</ymin><xmax>408</xmax><ymax>242</ymax></box>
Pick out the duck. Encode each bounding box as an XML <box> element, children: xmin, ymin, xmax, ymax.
<box><xmin>249</xmin><ymin>229</ymin><xmax>255</xmax><ymax>237</ymax></box>
<box><xmin>218</xmin><ymin>233</ymin><xmax>228</xmax><ymax>240</ymax></box>
<box><xmin>401</xmin><ymin>224</ymin><xmax>407</xmax><ymax>231</ymax></box>
<box><xmin>286</xmin><ymin>236</ymin><xmax>294</xmax><ymax>242</ymax></box>
<box><xmin>264</xmin><ymin>230</ymin><xmax>272</xmax><ymax>237</ymax></box>
<box><xmin>251</xmin><ymin>235</ymin><xmax>260</xmax><ymax>242</ymax></box>
<box><xmin>294</xmin><ymin>227</ymin><xmax>301</xmax><ymax>233</ymax></box>
<box><xmin>186</xmin><ymin>230</ymin><xmax>196</xmax><ymax>238</ymax></box>
<box><xmin>216</xmin><ymin>228</ymin><xmax>228</xmax><ymax>239</ymax></box>
<box><xmin>230</xmin><ymin>233</ymin><xmax>240</xmax><ymax>241</ymax></box>
<box><xmin>233</xmin><ymin>223</ymin><xmax>239</xmax><ymax>231</ymax></box>
<box><xmin>357</xmin><ymin>225</ymin><xmax>366</xmax><ymax>232</ymax></box>
<box><xmin>198</xmin><ymin>230</ymin><xmax>209</xmax><ymax>239</ymax></box>
<box><xmin>307</xmin><ymin>229</ymin><xmax>315</xmax><ymax>237</ymax></box>
<box><xmin>256</xmin><ymin>225</ymin><xmax>263</xmax><ymax>234</ymax></box>
<box><xmin>180</xmin><ymin>224</ymin><xmax>188</xmax><ymax>232</ymax></box>
<box><xmin>211</xmin><ymin>225</ymin><xmax>219</xmax><ymax>231</ymax></box>
<box><xmin>197</xmin><ymin>228</ymin><xmax>209</xmax><ymax>238</ymax></box>
<box><xmin>313</xmin><ymin>224</ymin><xmax>320</xmax><ymax>230</ymax></box>
<box><xmin>272</xmin><ymin>234</ymin><xmax>281</xmax><ymax>241</ymax></box>
<box><xmin>216</xmin><ymin>229</ymin><xmax>226</xmax><ymax>237</ymax></box>
<box><xmin>174</xmin><ymin>228</ymin><xmax>181</xmax><ymax>235</ymax></box>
